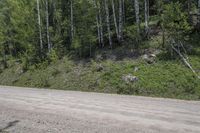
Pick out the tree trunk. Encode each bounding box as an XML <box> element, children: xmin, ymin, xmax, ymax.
<box><xmin>134</xmin><ymin>0</ymin><xmax>140</xmax><ymax>35</ymax></box>
<box><xmin>45</xmin><ymin>0</ymin><xmax>51</xmax><ymax>52</ymax></box>
<box><xmin>144</xmin><ymin>0</ymin><xmax>149</xmax><ymax>37</ymax></box>
<box><xmin>187</xmin><ymin>0</ymin><xmax>193</xmax><ymax>25</ymax></box>
<box><xmin>198</xmin><ymin>0</ymin><xmax>200</xmax><ymax>25</ymax></box>
<box><xmin>119</xmin><ymin>0</ymin><xmax>123</xmax><ymax>41</ymax></box>
<box><xmin>99</xmin><ymin>1</ymin><xmax>104</xmax><ymax>47</ymax></box>
<box><xmin>71</xmin><ymin>0</ymin><xmax>74</xmax><ymax>41</ymax></box>
<box><xmin>122</xmin><ymin>0</ymin><xmax>125</xmax><ymax>24</ymax></box>
<box><xmin>104</xmin><ymin>0</ymin><xmax>112</xmax><ymax>48</ymax></box>
<box><xmin>36</xmin><ymin>0</ymin><xmax>43</xmax><ymax>51</ymax></box>
<box><xmin>111</xmin><ymin>0</ymin><xmax>119</xmax><ymax>41</ymax></box>
<box><xmin>93</xmin><ymin>0</ymin><xmax>101</xmax><ymax>46</ymax></box>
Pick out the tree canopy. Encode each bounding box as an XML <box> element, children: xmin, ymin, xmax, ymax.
<box><xmin>0</xmin><ymin>0</ymin><xmax>199</xmax><ymax>66</ymax></box>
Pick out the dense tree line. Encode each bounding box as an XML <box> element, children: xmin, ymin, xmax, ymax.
<box><xmin>0</xmin><ymin>0</ymin><xmax>199</xmax><ymax>68</ymax></box>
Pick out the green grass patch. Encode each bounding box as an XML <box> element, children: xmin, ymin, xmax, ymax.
<box><xmin>0</xmin><ymin>54</ymin><xmax>199</xmax><ymax>100</ymax></box>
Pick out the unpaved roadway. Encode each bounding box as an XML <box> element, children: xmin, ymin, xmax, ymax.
<box><xmin>0</xmin><ymin>86</ymin><xmax>200</xmax><ymax>133</ymax></box>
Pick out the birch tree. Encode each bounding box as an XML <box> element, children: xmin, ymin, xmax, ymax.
<box><xmin>122</xmin><ymin>0</ymin><xmax>125</xmax><ymax>24</ymax></box>
<box><xmin>144</xmin><ymin>0</ymin><xmax>149</xmax><ymax>36</ymax></box>
<box><xmin>187</xmin><ymin>0</ymin><xmax>192</xmax><ymax>24</ymax></box>
<box><xmin>104</xmin><ymin>0</ymin><xmax>112</xmax><ymax>48</ymax></box>
<box><xmin>134</xmin><ymin>0</ymin><xmax>140</xmax><ymax>35</ymax></box>
<box><xmin>45</xmin><ymin>0</ymin><xmax>51</xmax><ymax>52</ymax></box>
<box><xmin>93</xmin><ymin>0</ymin><xmax>101</xmax><ymax>46</ymax></box>
<box><xmin>36</xmin><ymin>0</ymin><xmax>43</xmax><ymax>51</ymax></box>
<box><xmin>71</xmin><ymin>0</ymin><xmax>74</xmax><ymax>41</ymax></box>
<box><xmin>198</xmin><ymin>0</ymin><xmax>200</xmax><ymax>25</ymax></box>
<box><xmin>99</xmin><ymin>1</ymin><xmax>104</xmax><ymax>47</ymax></box>
<box><xmin>111</xmin><ymin>0</ymin><xmax>119</xmax><ymax>41</ymax></box>
<box><xmin>119</xmin><ymin>0</ymin><xmax>123</xmax><ymax>41</ymax></box>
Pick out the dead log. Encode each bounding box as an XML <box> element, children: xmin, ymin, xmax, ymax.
<box><xmin>170</xmin><ymin>40</ymin><xmax>200</xmax><ymax>79</ymax></box>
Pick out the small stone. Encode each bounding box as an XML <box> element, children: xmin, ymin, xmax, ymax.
<box><xmin>149</xmin><ymin>54</ymin><xmax>156</xmax><ymax>58</ymax></box>
<box><xmin>142</xmin><ymin>54</ymin><xmax>149</xmax><ymax>60</ymax></box>
<box><xmin>142</xmin><ymin>54</ymin><xmax>155</xmax><ymax>64</ymax></box>
<box><xmin>96</xmin><ymin>54</ymin><xmax>103</xmax><ymax>61</ymax></box>
<box><xmin>134</xmin><ymin>67</ymin><xmax>139</xmax><ymax>72</ymax></box>
<box><xmin>122</xmin><ymin>74</ymin><xmax>139</xmax><ymax>84</ymax></box>
<box><xmin>96</xmin><ymin>64</ymin><xmax>104</xmax><ymax>72</ymax></box>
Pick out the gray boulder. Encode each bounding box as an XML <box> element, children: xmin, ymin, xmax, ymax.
<box><xmin>142</xmin><ymin>54</ymin><xmax>156</xmax><ymax>64</ymax></box>
<box><xmin>122</xmin><ymin>74</ymin><xmax>139</xmax><ymax>84</ymax></box>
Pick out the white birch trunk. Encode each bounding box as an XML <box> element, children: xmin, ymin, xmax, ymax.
<box><xmin>46</xmin><ymin>0</ymin><xmax>51</xmax><ymax>52</ymax></box>
<box><xmin>134</xmin><ymin>0</ymin><xmax>140</xmax><ymax>34</ymax></box>
<box><xmin>111</xmin><ymin>0</ymin><xmax>119</xmax><ymax>41</ymax></box>
<box><xmin>71</xmin><ymin>0</ymin><xmax>74</xmax><ymax>40</ymax></box>
<box><xmin>37</xmin><ymin>0</ymin><xmax>43</xmax><ymax>51</ymax></box>
<box><xmin>144</xmin><ymin>0</ymin><xmax>149</xmax><ymax>36</ymax></box>
<box><xmin>187</xmin><ymin>0</ymin><xmax>192</xmax><ymax>24</ymax></box>
<box><xmin>93</xmin><ymin>0</ymin><xmax>101</xmax><ymax>46</ymax></box>
<box><xmin>122</xmin><ymin>0</ymin><xmax>125</xmax><ymax>24</ymax></box>
<box><xmin>198</xmin><ymin>0</ymin><xmax>200</xmax><ymax>24</ymax></box>
<box><xmin>104</xmin><ymin>0</ymin><xmax>112</xmax><ymax>48</ymax></box>
<box><xmin>98</xmin><ymin>2</ymin><xmax>104</xmax><ymax>47</ymax></box>
<box><xmin>119</xmin><ymin>0</ymin><xmax>123</xmax><ymax>41</ymax></box>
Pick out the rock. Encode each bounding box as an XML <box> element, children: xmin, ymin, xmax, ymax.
<box><xmin>108</xmin><ymin>55</ymin><xmax>117</xmax><ymax>61</ymax></box>
<box><xmin>16</xmin><ymin>66</ymin><xmax>24</xmax><ymax>75</ymax></box>
<box><xmin>134</xmin><ymin>67</ymin><xmax>139</xmax><ymax>72</ymax></box>
<box><xmin>122</xmin><ymin>74</ymin><xmax>139</xmax><ymax>84</ymax></box>
<box><xmin>153</xmin><ymin>49</ymin><xmax>162</xmax><ymax>55</ymax></box>
<box><xmin>96</xmin><ymin>54</ymin><xmax>103</xmax><ymax>62</ymax></box>
<box><xmin>103</xmin><ymin>51</ymin><xmax>117</xmax><ymax>61</ymax></box>
<box><xmin>96</xmin><ymin>64</ymin><xmax>104</xmax><ymax>72</ymax></box>
<box><xmin>142</xmin><ymin>54</ymin><xmax>149</xmax><ymax>60</ymax></box>
<box><xmin>149</xmin><ymin>54</ymin><xmax>156</xmax><ymax>58</ymax></box>
<box><xmin>142</xmin><ymin>54</ymin><xmax>156</xmax><ymax>64</ymax></box>
<box><xmin>146</xmin><ymin>58</ymin><xmax>155</xmax><ymax>64</ymax></box>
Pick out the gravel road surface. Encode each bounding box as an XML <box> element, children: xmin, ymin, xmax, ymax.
<box><xmin>0</xmin><ymin>86</ymin><xmax>200</xmax><ymax>133</ymax></box>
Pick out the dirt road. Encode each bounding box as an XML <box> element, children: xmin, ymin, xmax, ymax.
<box><xmin>0</xmin><ymin>86</ymin><xmax>200</xmax><ymax>133</ymax></box>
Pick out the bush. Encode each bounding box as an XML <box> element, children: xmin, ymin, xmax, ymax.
<box><xmin>162</xmin><ymin>2</ymin><xmax>191</xmax><ymax>47</ymax></box>
<box><xmin>47</xmin><ymin>49</ymin><xmax>58</xmax><ymax>63</ymax></box>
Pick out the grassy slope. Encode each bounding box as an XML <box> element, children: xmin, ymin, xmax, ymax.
<box><xmin>1</xmin><ymin>15</ymin><xmax>199</xmax><ymax>100</ymax></box>
<box><xmin>0</xmin><ymin>43</ymin><xmax>200</xmax><ymax>100</ymax></box>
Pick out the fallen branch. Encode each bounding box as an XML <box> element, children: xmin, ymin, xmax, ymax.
<box><xmin>170</xmin><ymin>40</ymin><xmax>200</xmax><ymax>79</ymax></box>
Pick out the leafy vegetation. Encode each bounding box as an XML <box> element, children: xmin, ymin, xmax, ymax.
<box><xmin>0</xmin><ymin>51</ymin><xmax>200</xmax><ymax>100</ymax></box>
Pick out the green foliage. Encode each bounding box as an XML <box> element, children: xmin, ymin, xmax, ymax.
<box><xmin>163</xmin><ymin>2</ymin><xmax>191</xmax><ymax>40</ymax></box>
<box><xmin>71</xmin><ymin>36</ymin><xmax>82</xmax><ymax>56</ymax></box>
<box><xmin>0</xmin><ymin>0</ymin><xmax>199</xmax><ymax>60</ymax></box>
<box><xmin>126</xmin><ymin>25</ymin><xmax>140</xmax><ymax>45</ymax></box>
<box><xmin>47</xmin><ymin>49</ymin><xmax>58</xmax><ymax>63</ymax></box>
<box><xmin>20</xmin><ymin>52</ymin><xmax>30</xmax><ymax>71</ymax></box>
<box><xmin>71</xmin><ymin>37</ymin><xmax>81</xmax><ymax>50</ymax></box>
<box><xmin>0</xmin><ymin>55</ymin><xmax>199</xmax><ymax>100</ymax></box>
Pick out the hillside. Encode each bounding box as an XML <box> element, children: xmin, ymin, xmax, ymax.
<box><xmin>0</xmin><ymin>36</ymin><xmax>200</xmax><ymax>100</ymax></box>
<box><xmin>0</xmin><ymin>0</ymin><xmax>200</xmax><ymax>100</ymax></box>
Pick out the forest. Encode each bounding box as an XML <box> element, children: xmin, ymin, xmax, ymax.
<box><xmin>0</xmin><ymin>0</ymin><xmax>200</xmax><ymax>100</ymax></box>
